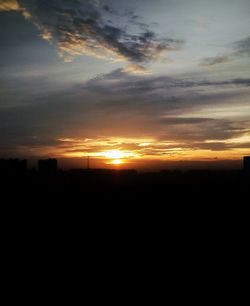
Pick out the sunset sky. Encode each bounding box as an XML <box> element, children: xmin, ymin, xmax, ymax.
<box><xmin>0</xmin><ymin>0</ymin><xmax>250</xmax><ymax>169</ymax></box>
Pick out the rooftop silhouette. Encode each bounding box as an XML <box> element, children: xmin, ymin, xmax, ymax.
<box><xmin>243</xmin><ymin>156</ymin><xmax>250</xmax><ymax>172</ymax></box>
<box><xmin>0</xmin><ymin>156</ymin><xmax>249</xmax><ymax>202</ymax></box>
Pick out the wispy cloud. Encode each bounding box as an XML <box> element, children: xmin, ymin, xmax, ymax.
<box><xmin>83</xmin><ymin>68</ymin><xmax>250</xmax><ymax>93</ymax></box>
<box><xmin>199</xmin><ymin>55</ymin><xmax>233</xmax><ymax>67</ymax></box>
<box><xmin>199</xmin><ymin>35</ymin><xmax>250</xmax><ymax>68</ymax></box>
<box><xmin>234</xmin><ymin>35</ymin><xmax>250</xmax><ymax>56</ymax></box>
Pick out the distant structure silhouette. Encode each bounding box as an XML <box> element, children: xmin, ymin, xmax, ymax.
<box><xmin>38</xmin><ymin>159</ymin><xmax>57</xmax><ymax>174</ymax></box>
<box><xmin>0</xmin><ymin>159</ymin><xmax>27</xmax><ymax>174</ymax></box>
<box><xmin>87</xmin><ymin>156</ymin><xmax>90</xmax><ymax>170</ymax></box>
<box><xmin>243</xmin><ymin>156</ymin><xmax>250</xmax><ymax>172</ymax></box>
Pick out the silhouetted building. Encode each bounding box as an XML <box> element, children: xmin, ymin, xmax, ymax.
<box><xmin>243</xmin><ymin>156</ymin><xmax>250</xmax><ymax>172</ymax></box>
<box><xmin>0</xmin><ymin>159</ymin><xmax>27</xmax><ymax>174</ymax></box>
<box><xmin>38</xmin><ymin>159</ymin><xmax>57</xmax><ymax>174</ymax></box>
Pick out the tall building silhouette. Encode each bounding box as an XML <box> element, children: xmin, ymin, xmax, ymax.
<box><xmin>243</xmin><ymin>156</ymin><xmax>250</xmax><ymax>172</ymax></box>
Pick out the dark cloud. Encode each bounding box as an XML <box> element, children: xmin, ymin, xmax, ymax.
<box><xmin>159</xmin><ymin>117</ymin><xmax>213</xmax><ymax>125</ymax></box>
<box><xmin>199</xmin><ymin>35</ymin><xmax>250</xmax><ymax>67</ymax></box>
<box><xmin>102</xmin><ymin>5</ymin><xmax>149</xmax><ymax>30</ymax></box>
<box><xmin>158</xmin><ymin>117</ymin><xmax>249</xmax><ymax>142</ymax></box>
<box><xmin>0</xmin><ymin>0</ymin><xmax>183</xmax><ymax>70</ymax></box>
<box><xmin>102</xmin><ymin>5</ymin><xmax>114</xmax><ymax>14</ymax></box>
<box><xmin>234</xmin><ymin>35</ymin><xmax>250</xmax><ymax>56</ymax></box>
<box><xmin>83</xmin><ymin>69</ymin><xmax>250</xmax><ymax>95</ymax></box>
<box><xmin>200</xmin><ymin>55</ymin><xmax>233</xmax><ymax>67</ymax></box>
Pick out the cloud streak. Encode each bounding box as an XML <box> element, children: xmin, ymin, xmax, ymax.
<box><xmin>199</xmin><ymin>35</ymin><xmax>250</xmax><ymax>68</ymax></box>
<box><xmin>234</xmin><ymin>35</ymin><xmax>250</xmax><ymax>56</ymax></box>
<box><xmin>83</xmin><ymin>69</ymin><xmax>250</xmax><ymax>94</ymax></box>
<box><xmin>200</xmin><ymin>55</ymin><xmax>233</xmax><ymax>67</ymax></box>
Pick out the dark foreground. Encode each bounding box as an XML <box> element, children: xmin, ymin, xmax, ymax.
<box><xmin>1</xmin><ymin>168</ymin><xmax>249</xmax><ymax>202</ymax></box>
<box><xmin>1</xmin><ymin>169</ymin><xmax>248</xmax><ymax>259</ymax></box>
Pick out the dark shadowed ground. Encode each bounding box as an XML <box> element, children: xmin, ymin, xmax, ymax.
<box><xmin>1</xmin><ymin>166</ymin><xmax>248</xmax><ymax>273</ymax></box>
<box><xmin>1</xmin><ymin>167</ymin><xmax>249</xmax><ymax>202</ymax></box>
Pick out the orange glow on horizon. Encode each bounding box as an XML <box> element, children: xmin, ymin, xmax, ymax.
<box><xmin>35</xmin><ymin>135</ymin><xmax>250</xmax><ymax>168</ymax></box>
<box><xmin>102</xmin><ymin>150</ymin><xmax>136</xmax><ymax>159</ymax></box>
<box><xmin>102</xmin><ymin>149</ymin><xmax>137</xmax><ymax>166</ymax></box>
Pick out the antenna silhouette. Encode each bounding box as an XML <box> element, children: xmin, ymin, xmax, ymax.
<box><xmin>87</xmin><ymin>155</ymin><xmax>90</xmax><ymax>170</ymax></box>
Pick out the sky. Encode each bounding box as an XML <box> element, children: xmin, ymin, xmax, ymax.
<box><xmin>0</xmin><ymin>0</ymin><xmax>250</xmax><ymax>169</ymax></box>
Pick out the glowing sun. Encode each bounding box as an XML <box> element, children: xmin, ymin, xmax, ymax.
<box><xmin>111</xmin><ymin>159</ymin><xmax>123</xmax><ymax>165</ymax></box>
<box><xmin>103</xmin><ymin>150</ymin><xmax>136</xmax><ymax>165</ymax></box>
<box><xmin>103</xmin><ymin>150</ymin><xmax>127</xmax><ymax>159</ymax></box>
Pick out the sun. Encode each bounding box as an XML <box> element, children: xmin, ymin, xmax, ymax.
<box><xmin>103</xmin><ymin>150</ymin><xmax>126</xmax><ymax>159</ymax></box>
<box><xmin>111</xmin><ymin>159</ymin><xmax>123</xmax><ymax>165</ymax></box>
<box><xmin>103</xmin><ymin>150</ymin><xmax>135</xmax><ymax>166</ymax></box>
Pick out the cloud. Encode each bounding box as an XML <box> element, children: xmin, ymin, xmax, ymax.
<box><xmin>0</xmin><ymin>0</ymin><xmax>19</xmax><ymax>11</ymax></box>
<box><xmin>158</xmin><ymin>117</ymin><xmax>249</xmax><ymax>142</ymax></box>
<box><xmin>1</xmin><ymin>68</ymin><xmax>250</xmax><ymax>157</ymax></box>
<box><xmin>199</xmin><ymin>35</ymin><xmax>250</xmax><ymax>67</ymax></box>
<box><xmin>1</xmin><ymin>0</ymin><xmax>183</xmax><ymax>70</ymax></box>
<box><xmin>215</xmin><ymin>35</ymin><xmax>250</xmax><ymax>63</ymax></box>
<box><xmin>159</xmin><ymin>117</ymin><xmax>213</xmax><ymax>125</ymax></box>
<box><xmin>83</xmin><ymin>69</ymin><xmax>250</xmax><ymax>95</ymax></box>
<box><xmin>234</xmin><ymin>35</ymin><xmax>250</xmax><ymax>56</ymax></box>
<box><xmin>200</xmin><ymin>55</ymin><xmax>233</xmax><ymax>67</ymax></box>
